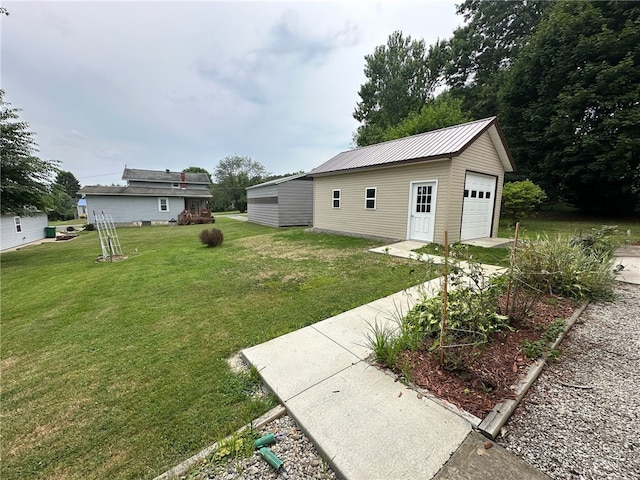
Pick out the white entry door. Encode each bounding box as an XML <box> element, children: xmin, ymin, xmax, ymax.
<box><xmin>460</xmin><ymin>173</ymin><xmax>496</xmax><ymax>240</ymax></box>
<box><xmin>409</xmin><ymin>182</ymin><xmax>436</xmax><ymax>242</ymax></box>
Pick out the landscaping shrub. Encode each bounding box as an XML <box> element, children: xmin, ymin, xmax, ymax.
<box><xmin>570</xmin><ymin>225</ymin><xmax>622</xmax><ymax>258</ymax></box>
<box><xmin>84</xmin><ymin>223</ymin><xmax>95</xmax><ymax>231</ymax></box>
<box><xmin>199</xmin><ymin>228</ymin><xmax>224</xmax><ymax>247</ymax></box>
<box><xmin>510</xmin><ymin>234</ymin><xmax>616</xmax><ymax>301</ymax></box>
<box><xmin>502</xmin><ymin>180</ymin><xmax>547</xmax><ymax>223</ymax></box>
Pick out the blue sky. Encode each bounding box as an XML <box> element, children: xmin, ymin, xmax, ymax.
<box><xmin>2</xmin><ymin>1</ymin><xmax>461</xmax><ymax>186</ymax></box>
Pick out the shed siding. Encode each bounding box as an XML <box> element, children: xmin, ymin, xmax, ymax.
<box><xmin>313</xmin><ymin>160</ymin><xmax>452</xmax><ymax>243</ymax></box>
<box><xmin>86</xmin><ymin>196</ymin><xmax>184</xmax><ymax>224</ymax></box>
<box><xmin>451</xmin><ymin>129</ymin><xmax>506</xmax><ymax>238</ymax></box>
<box><xmin>1</xmin><ymin>213</ymin><xmax>48</xmax><ymax>250</ymax></box>
<box><xmin>247</xmin><ymin>180</ymin><xmax>313</xmax><ymax>227</ymax></box>
<box><xmin>278</xmin><ymin>181</ymin><xmax>313</xmax><ymax>226</ymax></box>
<box><xmin>247</xmin><ymin>184</ymin><xmax>279</xmax><ymax>227</ymax></box>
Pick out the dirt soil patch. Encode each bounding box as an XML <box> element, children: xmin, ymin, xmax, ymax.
<box><xmin>392</xmin><ymin>295</ymin><xmax>577</xmax><ymax>419</ymax></box>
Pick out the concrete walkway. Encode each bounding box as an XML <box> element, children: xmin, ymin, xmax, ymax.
<box><xmin>614</xmin><ymin>245</ymin><xmax>640</xmax><ymax>285</ymax></box>
<box><xmin>242</xmin><ymin>240</ymin><xmax>548</xmax><ymax>479</ymax></box>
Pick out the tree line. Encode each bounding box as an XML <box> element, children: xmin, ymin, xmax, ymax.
<box><xmin>2</xmin><ymin>1</ymin><xmax>637</xmax><ymax>217</ymax></box>
<box><xmin>352</xmin><ymin>0</ymin><xmax>639</xmax><ymax>214</ymax></box>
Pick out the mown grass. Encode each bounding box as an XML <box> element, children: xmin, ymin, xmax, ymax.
<box><xmin>415</xmin><ymin>210</ymin><xmax>639</xmax><ymax>267</ymax></box>
<box><xmin>0</xmin><ymin>218</ymin><xmax>426</xmax><ymax>480</ymax></box>
<box><xmin>499</xmin><ymin>210</ymin><xmax>640</xmax><ymax>244</ymax></box>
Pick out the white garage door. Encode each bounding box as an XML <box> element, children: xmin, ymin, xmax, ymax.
<box><xmin>460</xmin><ymin>173</ymin><xmax>496</xmax><ymax>241</ymax></box>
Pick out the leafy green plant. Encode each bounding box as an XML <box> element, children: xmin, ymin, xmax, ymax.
<box><xmin>502</xmin><ymin>180</ymin><xmax>547</xmax><ymax>223</ymax></box>
<box><xmin>199</xmin><ymin>227</ymin><xmax>224</xmax><ymax>247</ymax></box>
<box><xmin>570</xmin><ymin>225</ymin><xmax>623</xmax><ymax>258</ymax></box>
<box><xmin>521</xmin><ymin>319</ymin><xmax>565</xmax><ymax>359</ymax></box>
<box><xmin>207</xmin><ymin>428</ymin><xmax>260</xmax><ymax>470</ymax></box>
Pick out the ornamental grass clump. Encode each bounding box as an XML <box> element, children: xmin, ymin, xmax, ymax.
<box><xmin>199</xmin><ymin>227</ymin><xmax>224</xmax><ymax>247</ymax></box>
<box><xmin>510</xmin><ymin>233</ymin><xmax>617</xmax><ymax>301</ymax></box>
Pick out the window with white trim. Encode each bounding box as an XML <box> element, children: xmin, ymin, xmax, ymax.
<box><xmin>332</xmin><ymin>189</ymin><xmax>341</xmax><ymax>208</ymax></box>
<box><xmin>14</xmin><ymin>216</ymin><xmax>22</xmax><ymax>233</ymax></box>
<box><xmin>158</xmin><ymin>197</ymin><xmax>169</xmax><ymax>212</ymax></box>
<box><xmin>365</xmin><ymin>187</ymin><xmax>377</xmax><ymax>210</ymax></box>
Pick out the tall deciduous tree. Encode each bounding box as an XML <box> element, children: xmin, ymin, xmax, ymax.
<box><xmin>381</xmin><ymin>94</ymin><xmax>471</xmax><ymax>142</ymax></box>
<box><xmin>1</xmin><ymin>90</ymin><xmax>58</xmax><ymax>215</ymax></box>
<box><xmin>182</xmin><ymin>166</ymin><xmax>212</xmax><ymax>182</ymax></box>
<box><xmin>211</xmin><ymin>155</ymin><xmax>268</xmax><ymax>213</ymax></box>
<box><xmin>353</xmin><ymin>31</ymin><xmax>440</xmax><ymax>146</ymax></box>
<box><xmin>500</xmin><ymin>1</ymin><xmax>640</xmax><ymax>213</ymax></box>
<box><xmin>445</xmin><ymin>0</ymin><xmax>550</xmax><ymax>119</ymax></box>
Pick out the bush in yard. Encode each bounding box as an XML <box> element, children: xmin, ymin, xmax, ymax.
<box><xmin>502</xmin><ymin>180</ymin><xmax>547</xmax><ymax>223</ymax></box>
<box><xmin>199</xmin><ymin>228</ymin><xmax>224</xmax><ymax>247</ymax></box>
<box><xmin>510</xmin><ymin>234</ymin><xmax>616</xmax><ymax>302</ymax></box>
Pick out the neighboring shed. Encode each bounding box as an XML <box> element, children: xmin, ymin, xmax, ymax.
<box><xmin>76</xmin><ymin>198</ymin><xmax>87</xmax><ymax>218</ymax></box>
<box><xmin>247</xmin><ymin>173</ymin><xmax>313</xmax><ymax>227</ymax></box>
<box><xmin>309</xmin><ymin>117</ymin><xmax>515</xmax><ymax>244</ymax></box>
<box><xmin>1</xmin><ymin>213</ymin><xmax>48</xmax><ymax>251</ymax></box>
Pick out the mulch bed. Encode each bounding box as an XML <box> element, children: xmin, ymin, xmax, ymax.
<box><xmin>394</xmin><ymin>295</ymin><xmax>577</xmax><ymax>418</ymax></box>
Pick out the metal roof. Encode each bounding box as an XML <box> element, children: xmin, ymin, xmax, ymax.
<box><xmin>78</xmin><ymin>186</ymin><xmax>212</xmax><ymax>198</ymax></box>
<box><xmin>310</xmin><ymin>117</ymin><xmax>514</xmax><ymax>175</ymax></box>
<box><xmin>122</xmin><ymin>168</ymin><xmax>211</xmax><ymax>184</ymax></box>
<box><xmin>246</xmin><ymin>172</ymin><xmax>310</xmax><ymax>190</ymax></box>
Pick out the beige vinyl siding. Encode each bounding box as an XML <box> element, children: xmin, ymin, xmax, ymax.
<box><xmin>451</xmin><ymin>128</ymin><xmax>506</xmax><ymax>240</ymax></box>
<box><xmin>313</xmin><ymin>159</ymin><xmax>452</xmax><ymax>242</ymax></box>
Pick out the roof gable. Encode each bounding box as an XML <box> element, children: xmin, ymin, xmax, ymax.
<box><xmin>310</xmin><ymin>117</ymin><xmax>514</xmax><ymax>175</ymax></box>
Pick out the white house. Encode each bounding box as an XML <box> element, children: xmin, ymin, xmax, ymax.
<box><xmin>1</xmin><ymin>213</ymin><xmax>48</xmax><ymax>251</ymax></box>
<box><xmin>79</xmin><ymin>168</ymin><xmax>213</xmax><ymax>225</ymax></box>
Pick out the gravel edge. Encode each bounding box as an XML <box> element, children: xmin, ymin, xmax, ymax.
<box><xmin>498</xmin><ymin>283</ymin><xmax>640</xmax><ymax>479</ymax></box>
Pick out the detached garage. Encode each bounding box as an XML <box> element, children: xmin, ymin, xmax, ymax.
<box><xmin>309</xmin><ymin>117</ymin><xmax>515</xmax><ymax>244</ymax></box>
<box><xmin>247</xmin><ymin>173</ymin><xmax>313</xmax><ymax>227</ymax></box>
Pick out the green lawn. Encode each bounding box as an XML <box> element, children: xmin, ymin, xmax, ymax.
<box><xmin>0</xmin><ymin>218</ymin><xmax>426</xmax><ymax>480</ymax></box>
<box><xmin>499</xmin><ymin>210</ymin><xmax>640</xmax><ymax>244</ymax></box>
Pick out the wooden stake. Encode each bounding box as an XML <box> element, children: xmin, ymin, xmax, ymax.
<box><xmin>505</xmin><ymin>222</ymin><xmax>520</xmax><ymax>316</ymax></box>
<box><xmin>440</xmin><ymin>231</ymin><xmax>449</xmax><ymax>365</ymax></box>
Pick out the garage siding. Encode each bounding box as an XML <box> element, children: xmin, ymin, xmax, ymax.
<box><xmin>313</xmin><ymin>160</ymin><xmax>452</xmax><ymax>242</ymax></box>
<box><xmin>452</xmin><ymin>128</ymin><xmax>506</xmax><ymax>238</ymax></box>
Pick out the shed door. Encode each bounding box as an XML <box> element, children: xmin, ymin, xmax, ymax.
<box><xmin>461</xmin><ymin>173</ymin><xmax>496</xmax><ymax>240</ymax></box>
<box><xmin>409</xmin><ymin>182</ymin><xmax>436</xmax><ymax>242</ymax></box>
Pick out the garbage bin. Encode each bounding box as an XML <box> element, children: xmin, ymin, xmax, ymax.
<box><xmin>45</xmin><ymin>226</ymin><xmax>56</xmax><ymax>238</ymax></box>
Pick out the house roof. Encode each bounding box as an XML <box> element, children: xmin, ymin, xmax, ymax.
<box><xmin>78</xmin><ymin>186</ymin><xmax>212</xmax><ymax>198</ymax></box>
<box><xmin>246</xmin><ymin>172</ymin><xmax>310</xmax><ymax>190</ymax></box>
<box><xmin>310</xmin><ymin>117</ymin><xmax>515</xmax><ymax>176</ymax></box>
<box><xmin>122</xmin><ymin>168</ymin><xmax>211</xmax><ymax>185</ymax></box>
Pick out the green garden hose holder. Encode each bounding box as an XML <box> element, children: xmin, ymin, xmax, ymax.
<box><xmin>253</xmin><ymin>434</ymin><xmax>284</xmax><ymax>472</ymax></box>
<box><xmin>259</xmin><ymin>446</ymin><xmax>284</xmax><ymax>471</ymax></box>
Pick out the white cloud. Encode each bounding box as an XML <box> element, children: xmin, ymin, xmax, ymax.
<box><xmin>2</xmin><ymin>1</ymin><xmax>461</xmax><ymax>185</ymax></box>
